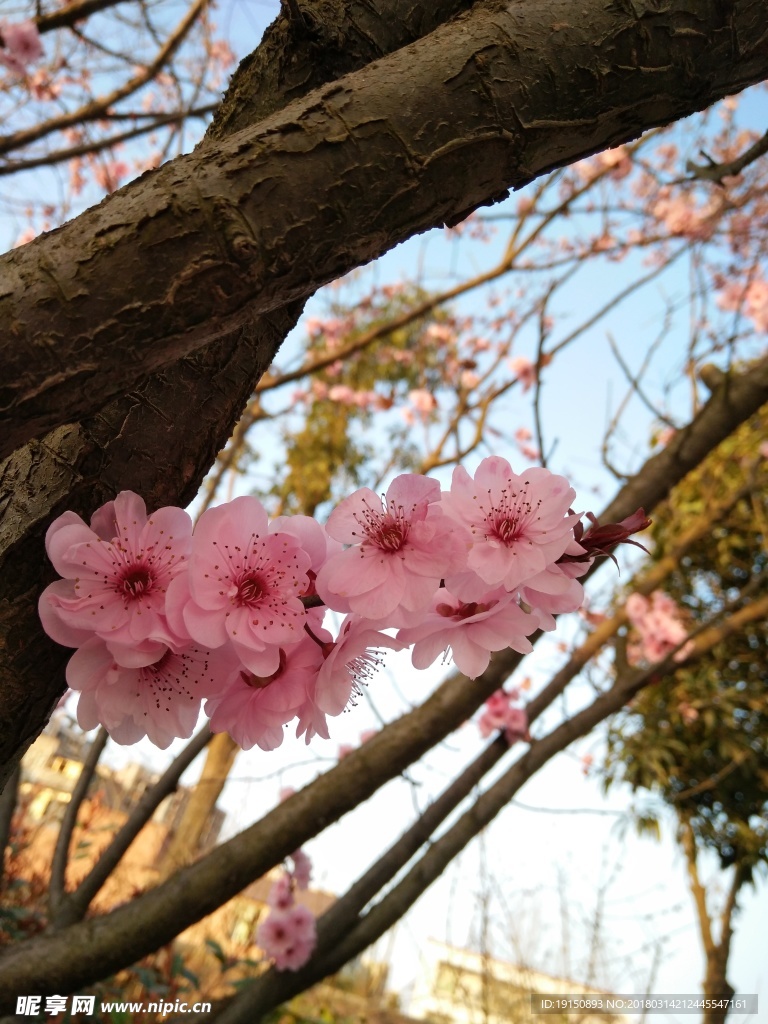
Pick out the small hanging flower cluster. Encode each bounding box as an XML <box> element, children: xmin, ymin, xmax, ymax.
<box><xmin>256</xmin><ymin>849</ymin><xmax>317</xmax><ymax>971</ymax></box>
<box><xmin>477</xmin><ymin>689</ymin><xmax>530</xmax><ymax>744</ymax></box>
<box><xmin>625</xmin><ymin>590</ymin><xmax>693</xmax><ymax>665</ymax></box>
<box><xmin>39</xmin><ymin>458</ymin><xmax>649</xmax><ymax>750</ymax></box>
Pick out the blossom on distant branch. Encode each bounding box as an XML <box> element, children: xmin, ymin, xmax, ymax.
<box><xmin>625</xmin><ymin>590</ymin><xmax>694</xmax><ymax>665</ymax></box>
<box><xmin>508</xmin><ymin>356</ymin><xmax>537</xmax><ymax>392</ymax></box>
<box><xmin>0</xmin><ymin>20</ymin><xmax>43</xmax><ymax>73</ymax></box>
<box><xmin>477</xmin><ymin>690</ymin><xmax>530</xmax><ymax>743</ymax></box>
<box><xmin>256</xmin><ymin>903</ymin><xmax>316</xmax><ymax>971</ymax></box>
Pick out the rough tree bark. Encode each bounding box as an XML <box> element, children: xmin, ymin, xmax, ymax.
<box><xmin>1</xmin><ymin>0</ymin><xmax>767</xmax><ymax>785</ymax></box>
<box><xmin>3</xmin><ymin>0</ymin><xmax>768</xmax><ymax>453</ymax></box>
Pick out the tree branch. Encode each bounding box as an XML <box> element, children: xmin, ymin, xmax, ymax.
<box><xmin>0</xmin><ymin>106</ymin><xmax>218</xmax><ymax>177</ymax></box>
<box><xmin>50</xmin><ymin>724</ymin><xmax>212</xmax><ymax>929</ymax></box>
<box><xmin>0</xmin><ymin>0</ymin><xmax>210</xmax><ymax>159</ymax></box>
<box><xmin>48</xmin><ymin>727</ymin><xmax>109</xmax><ymax>918</ymax></box>
<box><xmin>36</xmin><ymin>0</ymin><xmax>134</xmax><ymax>34</ymax></box>
<box><xmin>685</xmin><ymin>128</ymin><xmax>768</xmax><ymax>183</ymax></box>
<box><xmin>3</xmin><ymin>0</ymin><xmax>767</xmax><ymax>459</ymax></box>
<box><xmin>0</xmin><ymin>765</ymin><xmax>20</xmax><ymax>892</ymax></box>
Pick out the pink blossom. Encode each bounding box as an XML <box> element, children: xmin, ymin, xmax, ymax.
<box><xmin>0</xmin><ymin>20</ymin><xmax>42</xmax><ymax>73</ymax></box>
<box><xmin>313</xmin><ymin>616</ymin><xmax>404</xmax><ymax>716</ymax></box>
<box><xmin>267</xmin><ymin>874</ymin><xmax>294</xmax><ymax>911</ymax></box>
<box><xmin>269</xmin><ymin>514</ymin><xmax>342</xmax><ymax>598</ymax></box>
<box><xmin>93</xmin><ymin>160</ymin><xmax>130</xmax><ymax>193</ymax></box>
<box><xmin>425</xmin><ymin>324</ymin><xmax>454</xmax><ymax>344</ymax></box>
<box><xmin>256</xmin><ymin>904</ymin><xmax>316</xmax><ymax>971</ymax></box>
<box><xmin>652</xmin><ymin>192</ymin><xmax>716</xmax><ymax>241</ymax></box>
<box><xmin>290</xmin><ymin>849</ymin><xmax>312</xmax><ymax>890</ymax></box>
<box><xmin>508</xmin><ymin>356</ymin><xmax>537</xmax><ymax>392</ymax></box>
<box><xmin>625</xmin><ymin>591</ymin><xmax>693</xmax><ymax>664</ymax></box>
<box><xmin>167</xmin><ymin>496</ymin><xmax>310</xmax><ymax>676</ymax></box>
<box><xmin>14</xmin><ymin>226</ymin><xmax>36</xmax><ymax>247</ymax></box>
<box><xmin>477</xmin><ymin>691</ymin><xmax>530</xmax><ymax>743</ymax></box>
<box><xmin>204</xmin><ymin>626</ymin><xmax>325</xmax><ymax>749</ymax></box>
<box><xmin>678</xmin><ymin>701</ymin><xmax>699</xmax><ymax>726</ymax></box>
<box><xmin>716</xmin><ymin>276</ymin><xmax>768</xmax><ymax>332</ymax></box>
<box><xmin>598</xmin><ymin>146</ymin><xmax>632</xmax><ymax>180</ymax></box>
<box><xmin>204</xmin><ymin>635</ymin><xmax>323</xmax><ymax>751</ymax></box>
<box><xmin>519</xmin><ymin>564</ymin><xmax>585</xmax><ymax>627</ymax></box>
<box><xmin>315</xmin><ymin>475</ymin><xmax>468</xmax><ymax>624</ymax></box>
<box><xmin>442</xmin><ymin>458</ymin><xmax>579</xmax><ymax>600</ymax></box>
<box><xmin>328</xmin><ymin>384</ymin><xmax>355</xmax><ymax>404</ymax></box>
<box><xmin>294</xmin><ymin>693</ymin><xmax>332</xmax><ymax>744</ymax></box>
<box><xmin>397</xmin><ymin>588</ymin><xmax>537</xmax><ymax>679</ymax></box>
<box><xmin>39</xmin><ymin>492</ymin><xmax>191</xmax><ymax>649</ymax></box>
<box><xmin>68</xmin><ymin>637</ymin><xmax>232</xmax><ymax>748</ymax></box>
<box><xmin>408</xmin><ymin>388</ymin><xmax>438</xmax><ymax>417</ymax></box>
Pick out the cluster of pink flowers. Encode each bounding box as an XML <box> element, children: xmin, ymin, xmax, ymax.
<box><xmin>0</xmin><ymin>20</ymin><xmax>42</xmax><ymax>74</ymax></box>
<box><xmin>717</xmin><ymin>274</ymin><xmax>768</xmax><ymax>333</ymax></box>
<box><xmin>256</xmin><ymin>850</ymin><xmax>317</xmax><ymax>971</ymax></box>
<box><xmin>625</xmin><ymin>590</ymin><xmax>694</xmax><ymax>665</ymax></box>
<box><xmin>39</xmin><ymin>459</ymin><xmax>650</xmax><ymax>751</ymax></box>
<box><xmin>477</xmin><ymin>690</ymin><xmax>529</xmax><ymax>744</ymax></box>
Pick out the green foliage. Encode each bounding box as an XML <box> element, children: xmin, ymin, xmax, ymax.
<box><xmin>604</xmin><ymin>405</ymin><xmax>768</xmax><ymax>873</ymax></box>
<box><xmin>271</xmin><ymin>285</ymin><xmax>453</xmax><ymax>516</ymax></box>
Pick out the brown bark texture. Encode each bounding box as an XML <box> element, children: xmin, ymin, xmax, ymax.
<box><xmin>2</xmin><ymin>0</ymin><xmax>768</xmax><ymax>456</ymax></box>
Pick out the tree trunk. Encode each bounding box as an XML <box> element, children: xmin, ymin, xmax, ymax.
<box><xmin>157</xmin><ymin>732</ymin><xmax>240</xmax><ymax>881</ymax></box>
<box><xmin>702</xmin><ymin>959</ymin><xmax>734</xmax><ymax>1024</ymax></box>
<box><xmin>681</xmin><ymin>816</ymin><xmax>746</xmax><ymax>1024</ymax></box>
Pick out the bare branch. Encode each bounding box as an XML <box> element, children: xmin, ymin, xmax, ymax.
<box><xmin>51</xmin><ymin>725</ymin><xmax>212</xmax><ymax>929</ymax></box>
<box><xmin>684</xmin><ymin>129</ymin><xmax>768</xmax><ymax>184</ymax></box>
<box><xmin>0</xmin><ymin>0</ymin><xmax>210</xmax><ymax>159</ymax></box>
<box><xmin>0</xmin><ymin>765</ymin><xmax>20</xmax><ymax>892</ymax></box>
<box><xmin>48</xmin><ymin>727</ymin><xmax>109</xmax><ymax>918</ymax></box>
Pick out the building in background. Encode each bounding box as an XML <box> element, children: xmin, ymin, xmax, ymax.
<box><xmin>409</xmin><ymin>940</ymin><xmax>630</xmax><ymax>1024</ymax></box>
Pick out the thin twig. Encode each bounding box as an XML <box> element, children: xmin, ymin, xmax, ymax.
<box><xmin>51</xmin><ymin>725</ymin><xmax>212</xmax><ymax>929</ymax></box>
<box><xmin>0</xmin><ymin>765</ymin><xmax>21</xmax><ymax>892</ymax></box>
<box><xmin>682</xmin><ymin>130</ymin><xmax>768</xmax><ymax>185</ymax></box>
<box><xmin>48</xmin><ymin>727</ymin><xmax>109</xmax><ymax>918</ymax></box>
